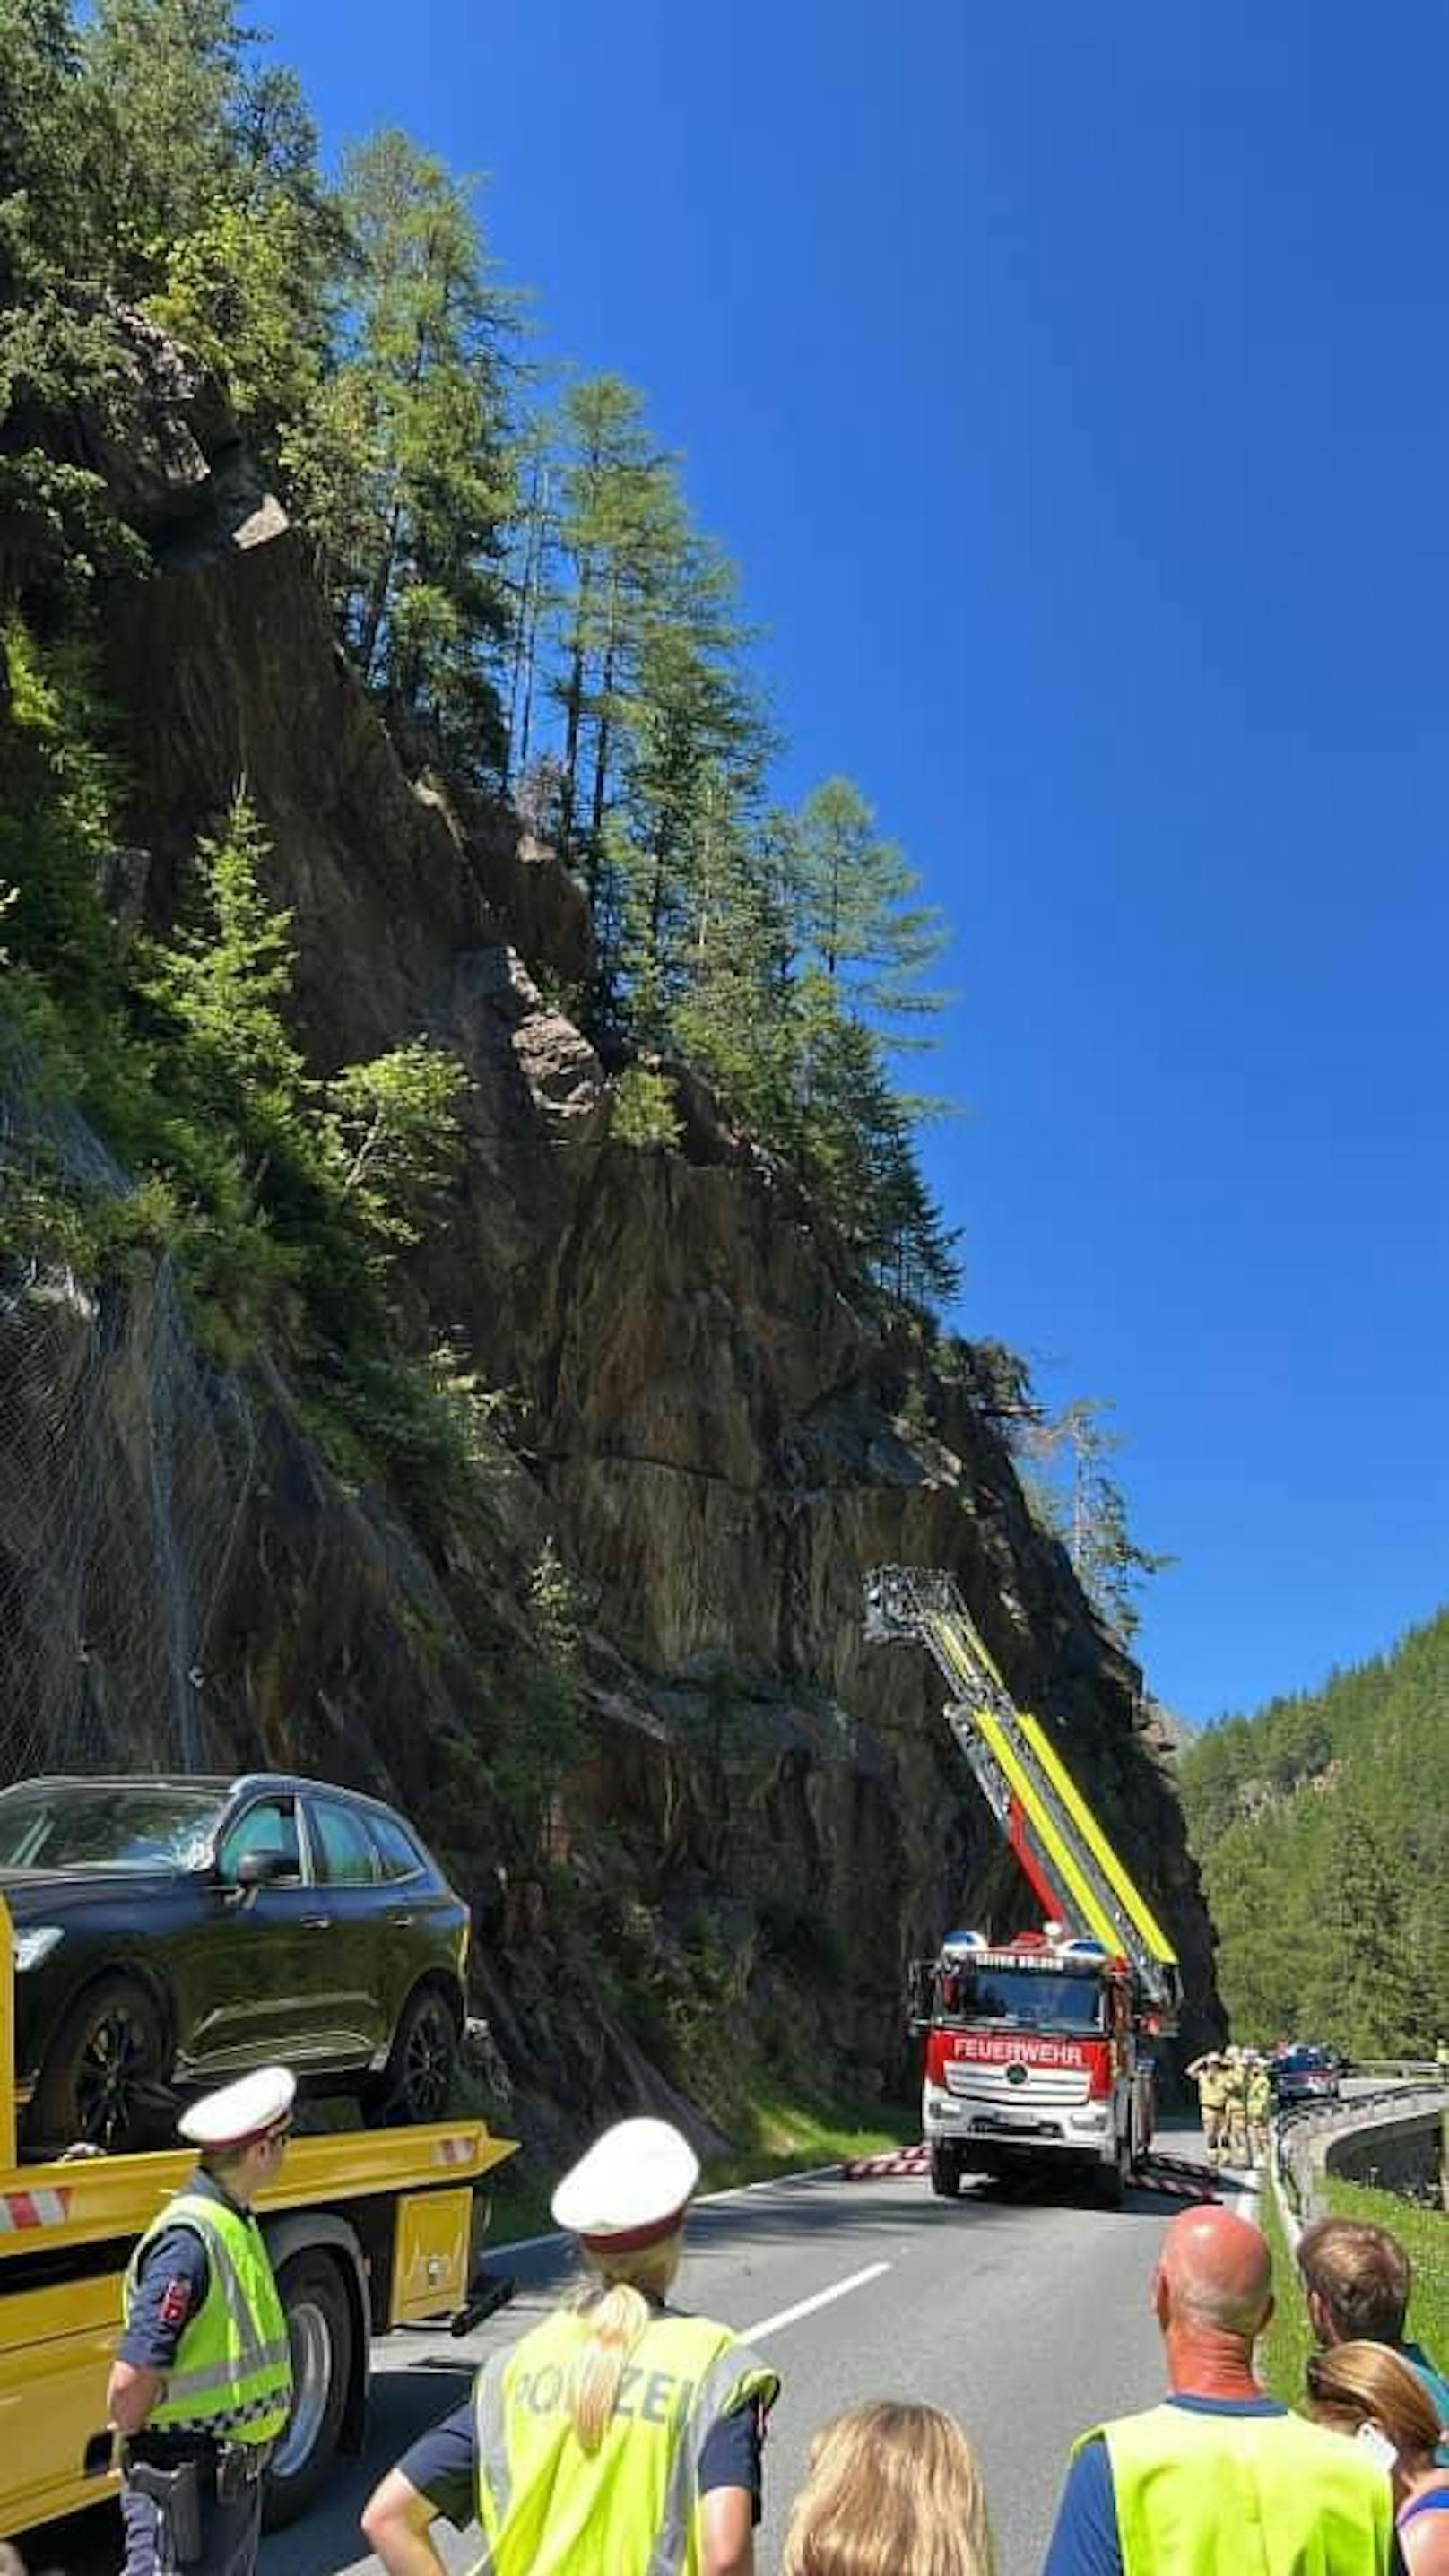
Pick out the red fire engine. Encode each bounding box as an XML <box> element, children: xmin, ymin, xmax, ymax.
<box><xmin>866</xmin><ymin>1568</ymin><xmax>1182</xmax><ymax>2204</ymax></box>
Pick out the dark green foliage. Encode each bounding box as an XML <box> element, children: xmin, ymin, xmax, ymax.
<box><xmin>1177</xmin><ymin>1609</ymin><xmax>1449</xmax><ymax>2055</ymax></box>
<box><xmin>291</xmin><ymin>129</ymin><xmax>517</xmax><ymax>780</ymax></box>
<box><xmin>0</xmin><ymin>1</ymin><xmax>133</xmax><ymax>608</ymax></box>
<box><xmin>1</xmin><ymin>637</ymin><xmax>470</xmax><ymax>1400</ymax></box>
<box><xmin>0</xmin><ymin>620</ymin><xmax>123</xmax><ymax>1005</ymax></box>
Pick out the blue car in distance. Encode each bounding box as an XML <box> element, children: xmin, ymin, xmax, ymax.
<box><xmin>1271</xmin><ymin>2044</ymin><xmax>1341</xmax><ymax>2106</ymax></box>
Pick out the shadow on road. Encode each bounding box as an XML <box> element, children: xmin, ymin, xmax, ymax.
<box><xmin>17</xmin><ymin>2154</ymin><xmax>1220</xmax><ymax>2576</ymax></box>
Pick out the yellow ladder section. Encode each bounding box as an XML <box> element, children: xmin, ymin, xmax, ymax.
<box><xmin>1017</xmin><ymin>1711</ymin><xmax>1178</xmax><ymax>1970</ymax></box>
<box><xmin>925</xmin><ymin>1609</ymin><xmax>1178</xmax><ymax>1977</ymax></box>
<box><xmin>970</xmin><ymin>1704</ymin><xmax>1126</xmax><ymax>1957</ymax></box>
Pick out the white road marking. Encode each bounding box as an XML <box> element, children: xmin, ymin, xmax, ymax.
<box><xmin>740</xmin><ymin>2259</ymin><xmax>892</xmax><ymax>2341</ymax></box>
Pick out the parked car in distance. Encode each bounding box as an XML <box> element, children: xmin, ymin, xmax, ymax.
<box><xmin>0</xmin><ymin>1774</ymin><xmax>470</xmax><ymax>2156</ymax></box>
<box><xmin>1271</xmin><ymin>2043</ymin><xmax>1341</xmax><ymax>2106</ymax></box>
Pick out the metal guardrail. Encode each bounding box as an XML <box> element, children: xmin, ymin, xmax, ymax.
<box><xmin>1345</xmin><ymin>2060</ymin><xmax>1445</xmax><ymax>2082</ymax></box>
<box><xmin>1274</xmin><ymin>2081</ymin><xmax>1447</xmax><ymax>2220</ymax></box>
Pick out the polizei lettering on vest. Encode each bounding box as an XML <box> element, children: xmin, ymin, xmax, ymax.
<box><xmin>511</xmin><ymin>2363</ymin><xmax>699</xmax><ymax>2424</ymax></box>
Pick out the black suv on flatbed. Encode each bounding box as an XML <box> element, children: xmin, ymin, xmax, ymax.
<box><xmin>0</xmin><ymin>1774</ymin><xmax>469</xmax><ymax>2155</ymax></box>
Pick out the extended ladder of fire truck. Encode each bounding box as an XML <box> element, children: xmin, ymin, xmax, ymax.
<box><xmin>864</xmin><ymin>1566</ymin><xmax>1181</xmax><ymax>2024</ymax></box>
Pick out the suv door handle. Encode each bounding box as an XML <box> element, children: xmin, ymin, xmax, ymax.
<box><xmin>389</xmin><ymin>1911</ymin><xmax>413</xmax><ymax>1928</ymax></box>
<box><xmin>301</xmin><ymin>1912</ymin><xmax>332</xmax><ymax>1930</ymax></box>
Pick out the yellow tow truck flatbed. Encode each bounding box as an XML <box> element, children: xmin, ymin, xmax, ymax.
<box><xmin>0</xmin><ymin>1900</ymin><xmax>516</xmax><ymax>2537</ymax></box>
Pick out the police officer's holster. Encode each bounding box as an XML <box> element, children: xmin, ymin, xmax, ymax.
<box><xmin>122</xmin><ymin>2454</ymin><xmax>205</xmax><ymax>2568</ymax></box>
<box><xmin>121</xmin><ymin>2439</ymin><xmax>272</xmax><ymax>2567</ymax></box>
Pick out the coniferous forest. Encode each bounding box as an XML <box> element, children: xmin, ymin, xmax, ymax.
<box><xmin>1176</xmin><ymin>1609</ymin><xmax>1449</xmax><ymax>2059</ymax></box>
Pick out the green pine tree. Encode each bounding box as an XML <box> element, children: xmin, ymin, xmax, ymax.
<box><xmin>296</xmin><ymin>129</ymin><xmax>518</xmax><ymax>780</ymax></box>
<box><xmin>793</xmin><ymin>775</ymin><xmax>948</xmax><ymax>1031</ymax></box>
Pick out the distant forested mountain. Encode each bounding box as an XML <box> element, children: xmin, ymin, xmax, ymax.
<box><xmin>1176</xmin><ymin>1609</ymin><xmax>1448</xmax><ymax>2056</ymax></box>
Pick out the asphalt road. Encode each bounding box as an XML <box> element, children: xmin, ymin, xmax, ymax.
<box><xmin>27</xmin><ymin>2121</ymin><xmax>1263</xmax><ymax>2576</ymax></box>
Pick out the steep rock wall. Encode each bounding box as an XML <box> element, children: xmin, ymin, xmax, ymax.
<box><xmin>0</xmin><ymin>344</ymin><xmax>1222</xmax><ymax>2157</ymax></box>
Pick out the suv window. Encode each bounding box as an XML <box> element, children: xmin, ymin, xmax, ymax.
<box><xmin>310</xmin><ymin>1798</ymin><xmax>379</xmax><ymax>1886</ymax></box>
<box><xmin>369</xmin><ymin>1813</ymin><xmax>424</xmax><ymax>1882</ymax></box>
<box><xmin>217</xmin><ymin>1798</ymin><xmax>301</xmax><ymax>1886</ymax></box>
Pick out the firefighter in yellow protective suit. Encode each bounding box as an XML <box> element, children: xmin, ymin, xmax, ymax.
<box><xmin>1186</xmin><ymin>2051</ymin><xmax>1228</xmax><ymax>2166</ymax></box>
<box><xmin>1245</xmin><ymin>2052</ymin><xmax>1273</xmax><ymax>2165</ymax></box>
<box><xmin>1219</xmin><ymin>2047</ymin><xmax>1249</xmax><ymax>2167</ymax></box>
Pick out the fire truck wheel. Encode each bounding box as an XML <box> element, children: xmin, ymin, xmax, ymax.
<box><xmin>1095</xmin><ymin>2141</ymin><xmax>1129</xmax><ymax>2208</ymax></box>
<box><xmin>929</xmin><ymin>2142</ymin><xmax>963</xmax><ymax>2199</ymax></box>
<box><xmin>264</xmin><ymin>2251</ymin><xmax>354</xmax><ymax>2528</ymax></box>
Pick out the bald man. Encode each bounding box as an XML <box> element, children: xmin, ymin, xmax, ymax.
<box><xmin>1043</xmin><ymin>2207</ymin><xmax>1398</xmax><ymax>2574</ymax></box>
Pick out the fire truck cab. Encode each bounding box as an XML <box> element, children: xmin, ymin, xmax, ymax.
<box><xmin>910</xmin><ymin>1926</ymin><xmax>1157</xmax><ymax>2205</ymax></box>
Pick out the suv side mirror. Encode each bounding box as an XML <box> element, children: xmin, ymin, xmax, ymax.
<box><xmin>232</xmin><ymin>1848</ymin><xmax>294</xmax><ymax>1892</ymax></box>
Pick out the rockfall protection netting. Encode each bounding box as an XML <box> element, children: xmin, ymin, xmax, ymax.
<box><xmin>0</xmin><ymin>1020</ymin><xmax>257</xmax><ymax>1779</ymax></box>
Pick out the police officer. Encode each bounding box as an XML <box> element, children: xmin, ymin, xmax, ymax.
<box><xmin>362</xmin><ymin>2115</ymin><xmax>780</xmax><ymax>2576</ymax></box>
<box><xmin>108</xmin><ymin>2067</ymin><xmax>296</xmax><ymax>2576</ymax></box>
<box><xmin>1185</xmin><ymin>2051</ymin><xmax>1228</xmax><ymax>2167</ymax></box>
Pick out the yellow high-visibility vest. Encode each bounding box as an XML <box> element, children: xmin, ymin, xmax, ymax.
<box><xmin>471</xmin><ymin>2304</ymin><xmax>777</xmax><ymax>2575</ymax></box>
<box><xmin>1076</xmin><ymin>2399</ymin><xmax>1393</xmax><ymax>2576</ymax></box>
<box><xmin>124</xmin><ymin>2191</ymin><xmax>291</xmax><ymax>2445</ymax></box>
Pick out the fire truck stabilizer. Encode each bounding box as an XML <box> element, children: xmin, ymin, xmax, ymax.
<box><xmin>865</xmin><ymin>1566</ymin><xmax>1182</xmax><ymax>2204</ymax></box>
<box><xmin>0</xmin><ymin>1896</ymin><xmax>517</xmax><ymax>2539</ymax></box>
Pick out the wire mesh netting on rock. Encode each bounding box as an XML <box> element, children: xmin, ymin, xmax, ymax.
<box><xmin>0</xmin><ymin>1031</ymin><xmax>257</xmax><ymax>1782</ymax></box>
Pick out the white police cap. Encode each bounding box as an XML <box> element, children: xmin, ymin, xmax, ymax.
<box><xmin>551</xmin><ymin>2117</ymin><xmax>699</xmax><ymax>2252</ymax></box>
<box><xmin>178</xmin><ymin>2064</ymin><xmax>296</xmax><ymax>2149</ymax></box>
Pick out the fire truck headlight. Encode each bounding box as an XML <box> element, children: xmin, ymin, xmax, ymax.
<box><xmin>13</xmin><ymin>1926</ymin><xmax>64</xmax><ymax>1972</ymax></box>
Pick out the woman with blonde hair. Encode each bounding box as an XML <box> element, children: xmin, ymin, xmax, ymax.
<box><xmin>362</xmin><ymin>2118</ymin><xmax>779</xmax><ymax>2574</ymax></box>
<box><xmin>1307</xmin><ymin>2339</ymin><xmax>1449</xmax><ymax>2574</ymax></box>
<box><xmin>782</xmin><ymin>2399</ymin><xmax>994</xmax><ymax>2576</ymax></box>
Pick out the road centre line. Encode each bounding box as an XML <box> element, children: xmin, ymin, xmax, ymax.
<box><xmin>740</xmin><ymin>2259</ymin><xmax>892</xmax><ymax>2342</ymax></box>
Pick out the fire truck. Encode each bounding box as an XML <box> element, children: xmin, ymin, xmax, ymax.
<box><xmin>0</xmin><ymin>1895</ymin><xmax>517</xmax><ymax>2539</ymax></box>
<box><xmin>865</xmin><ymin>1567</ymin><xmax>1182</xmax><ymax>2204</ymax></box>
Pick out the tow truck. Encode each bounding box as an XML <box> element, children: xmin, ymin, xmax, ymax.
<box><xmin>865</xmin><ymin>1566</ymin><xmax>1182</xmax><ymax>2204</ymax></box>
<box><xmin>0</xmin><ymin>1893</ymin><xmax>517</xmax><ymax>2539</ymax></box>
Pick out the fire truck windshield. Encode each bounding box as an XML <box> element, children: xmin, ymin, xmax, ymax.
<box><xmin>941</xmin><ymin>1967</ymin><xmax>1106</xmax><ymax>2033</ymax></box>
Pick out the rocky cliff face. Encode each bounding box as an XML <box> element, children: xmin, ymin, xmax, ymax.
<box><xmin>0</xmin><ymin>334</ymin><xmax>1222</xmax><ymax>2157</ymax></box>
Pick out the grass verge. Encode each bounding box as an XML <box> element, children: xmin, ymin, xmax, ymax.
<box><xmin>1256</xmin><ymin>2171</ymin><xmax>1315</xmax><ymax>2405</ymax></box>
<box><xmin>482</xmin><ymin>2089</ymin><xmax>920</xmax><ymax>2251</ymax></box>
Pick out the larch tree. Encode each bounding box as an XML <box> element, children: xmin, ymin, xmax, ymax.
<box><xmin>793</xmin><ymin>774</ymin><xmax>948</xmax><ymax>1031</ymax></box>
<box><xmin>546</xmin><ymin>376</ymin><xmax>683</xmax><ymax>882</ymax></box>
<box><xmin>302</xmin><ymin>129</ymin><xmax>518</xmax><ymax>781</ymax></box>
<box><xmin>616</xmin><ymin>567</ymin><xmax>768</xmax><ymax>1036</ymax></box>
<box><xmin>1027</xmin><ymin>1397</ymin><xmax>1173</xmax><ymax>1644</ymax></box>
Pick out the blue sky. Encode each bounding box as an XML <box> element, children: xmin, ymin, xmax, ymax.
<box><xmin>261</xmin><ymin>1</ymin><xmax>1447</xmax><ymax>1724</ymax></box>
